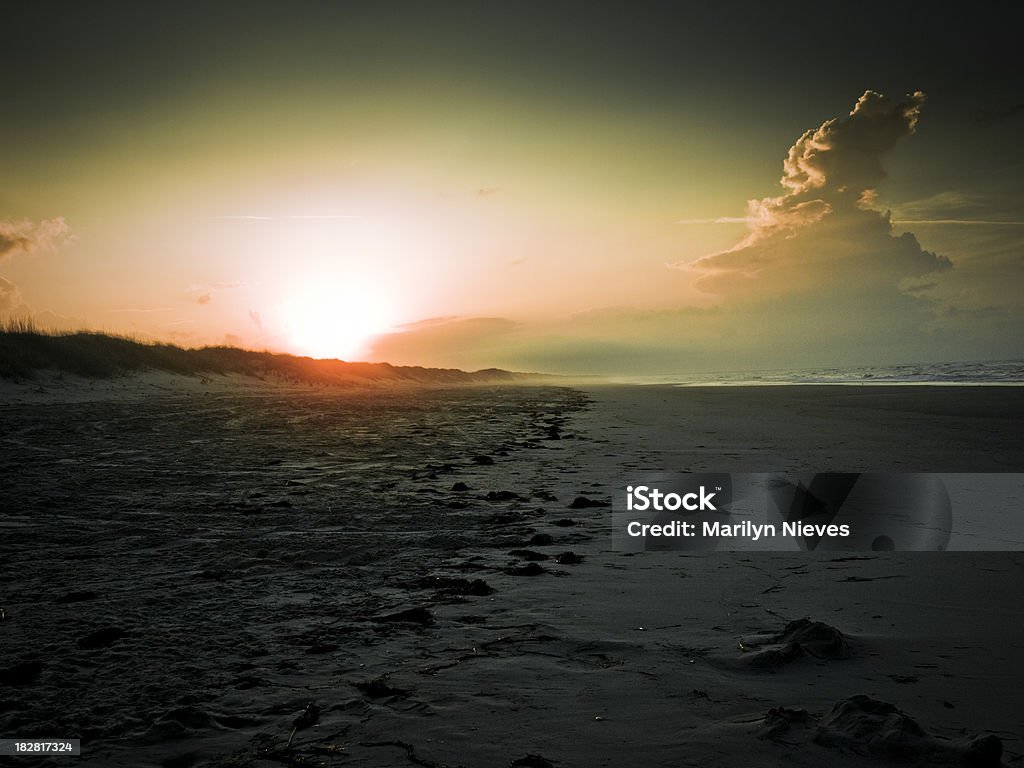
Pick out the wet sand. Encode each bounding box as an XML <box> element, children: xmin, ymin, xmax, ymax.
<box><xmin>1</xmin><ymin>379</ymin><xmax>1022</xmax><ymax>766</ymax></box>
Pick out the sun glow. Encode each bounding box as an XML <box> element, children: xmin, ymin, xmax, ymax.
<box><xmin>281</xmin><ymin>281</ymin><xmax>393</xmax><ymax>361</ymax></box>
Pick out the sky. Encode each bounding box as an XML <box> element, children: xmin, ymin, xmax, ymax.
<box><xmin>2</xmin><ymin>1</ymin><xmax>1022</xmax><ymax>374</ymax></box>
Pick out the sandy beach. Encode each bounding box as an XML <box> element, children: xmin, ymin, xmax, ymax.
<box><xmin>1</xmin><ymin>379</ymin><xmax>1022</xmax><ymax>767</ymax></box>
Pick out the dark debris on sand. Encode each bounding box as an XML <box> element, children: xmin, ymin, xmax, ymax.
<box><xmin>0</xmin><ymin>384</ymin><xmax>592</xmax><ymax>764</ymax></box>
<box><xmin>76</xmin><ymin>626</ymin><xmax>129</xmax><ymax>650</ymax></box>
<box><xmin>0</xmin><ymin>659</ymin><xmax>42</xmax><ymax>686</ymax></box>
<box><xmin>758</xmin><ymin>706</ymin><xmax>812</xmax><ymax>740</ymax></box>
<box><xmin>508</xmin><ymin>549</ymin><xmax>549</xmax><ymax>561</ymax></box>
<box><xmin>486</xmin><ymin>490</ymin><xmax>524</xmax><ymax>502</ymax></box>
<box><xmin>412</xmin><ymin>576</ymin><xmax>494</xmax><ymax>596</ymax></box>
<box><xmin>568</xmin><ymin>496</ymin><xmax>609</xmax><ymax>509</ymax></box>
<box><xmin>755</xmin><ymin>695</ymin><xmax>1002</xmax><ymax>767</ymax></box>
<box><xmin>54</xmin><ymin>590</ymin><xmax>99</xmax><ymax>604</ymax></box>
<box><xmin>816</xmin><ymin>695</ymin><xmax>1002</xmax><ymax>766</ymax></box>
<box><xmin>739</xmin><ymin>618</ymin><xmax>850</xmax><ymax>668</ymax></box>
<box><xmin>486</xmin><ymin>511</ymin><xmax>533</xmax><ymax>525</ymax></box>
<box><xmin>509</xmin><ymin>562</ymin><xmax>547</xmax><ymax>577</ymax></box>
<box><xmin>372</xmin><ymin>607</ymin><xmax>434</xmax><ymax>626</ymax></box>
<box><xmin>355</xmin><ymin>674</ymin><xmax>408</xmax><ymax>699</ymax></box>
<box><xmin>510</xmin><ymin>755</ymin><xmax>556</xmax><ymax>768</ymax></box>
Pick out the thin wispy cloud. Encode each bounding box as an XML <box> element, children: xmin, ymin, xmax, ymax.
<box><xmin>186</xmin><ymin>281</ymin><xmax>250</xmax><ymax>306</ymax></box>
<box><xmin>205</xmin><ymin>215</ymin><xmax>361</xmax><ymax>221</ymax></box>
<box><xmin>885</xmin><ymin>189</ymin><xmax>1024</xmax><ymax>227</ymax></box>
<box><xmin>675</xmin><ymin>216</ymin><xmax>753</xmax><ymax>225</ymax></box>
<box><xmin>893</xmin><ymin>219</ymin><xmax>1024</xmax><ymax>226</ymax></box>
<box><xmin>679</xmin><ymin>216</ymin><xmax>1024</xmax><ymax>227</ymax></box>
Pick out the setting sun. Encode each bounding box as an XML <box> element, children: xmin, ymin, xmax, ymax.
<box><xmin>281</xmin><ymin>281</ymin><xmax>393</xmax><ymax>361</ymax></box>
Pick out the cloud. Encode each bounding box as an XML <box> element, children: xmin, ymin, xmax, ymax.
<box><xmin>893</xmin><ymin>219</ymin><xmax>1024</xmax><ymax>226</ymax></box>
<box><xmin>0</xmin><ymin>277</ymin><xmax>22</xmax><ymax>311</ymax></box>
<box><xmin>675</xmin><ymin>216</ymin><xmax>754</xmax><ymax>225</ymax></box>
<box><xmin>680</xmin><ymin>91</ymin><xmax>951</xmax><ymax>303</ymax></box>
<box><xmin>368</xmin><ymin>316</ymin><xmax>519</xmax><ymax>369</ymax></box>
<box><xmin>0</xmin><ymin>297</ymin><xmax>88</xmax><ymax>331</ymax></box>
<box><xmin>891</xmin><ymin>190</ymin><xmax>986</xmax><ymax>218</ymax></box>
<box><xmin>357</xmin><ymin>92</ymin><xmax>1017</xmax><ymax>374</ymax></box>
<box><xmin>206</xmin><ymin>214</ymin><xmax>360</xmax><ymax>221</ymax></box>
<box><xmin>248</xmin><ymin>309</ymin><xmax>264</xmax><ymax>334</ymax></box>
<box><xmin>0</xmin><ymin>218</ymin><xmax>71</xmax><ymax>263</ymax></box>
<box><xmin>185</xmin><ymin>281</ymin><xmax>249</xmax><ymax>305</ymax></box>
<box><xmin>886</xmin><ymin>190</ymin><xmax>1024</xmax><ymax>226</ymax></box>
<box><xmin>778</xmin><ymin>90</ymin><xmax>925</xmax><ymax>197</ymax></box>
<box><xmin>107</xmin><ymin>307</ymin><xmax>175</xmax><ymax>314</ymax></box>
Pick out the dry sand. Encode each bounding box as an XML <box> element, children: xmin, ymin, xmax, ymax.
<box><xmin>1</xmin><ymin>378</ymin><xmax>1022</xmax><ymax>767</ymax></box>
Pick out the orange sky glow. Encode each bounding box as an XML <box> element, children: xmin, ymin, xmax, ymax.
<box><xmin>2</xmin><ymin>6</ymin><xmax>1021</xmax><ymax>374</ymax></box>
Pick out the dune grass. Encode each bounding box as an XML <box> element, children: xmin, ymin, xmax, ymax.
<box><xmin>0</xmin><ymin>321</ymin><xmax>523</xmax><ymax>385</ymax></box>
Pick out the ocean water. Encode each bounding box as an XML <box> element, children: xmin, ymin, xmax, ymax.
<box><xmin>613</xmin><ymin>359</ymin><xmax>1024</xmax><ymax>386</ymax></box>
